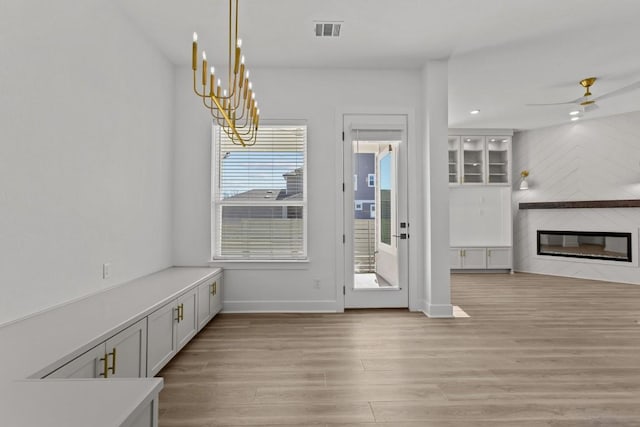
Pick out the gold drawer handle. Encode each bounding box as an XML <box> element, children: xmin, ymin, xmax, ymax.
<box><xmin>100</xmin><ymin>354</ymin><xmax>109</xmax><ymax>378</ymax></box>
<box><xmin>108</xmin><ymin>348</ymin><xmax>116</xmax><ymax>375</ymax></box>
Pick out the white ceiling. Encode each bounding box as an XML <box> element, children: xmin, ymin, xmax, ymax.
<box><xmin>115</xmin><ymin>0</ymin><xmax>640</xmax><ymax>130</ymax></box>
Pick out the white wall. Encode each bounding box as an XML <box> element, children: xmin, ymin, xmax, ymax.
<box><xmin>513</xmin><ymin>111</ymin><xmax>640</xmax><ymax>284</ymax></box>
<box><xmin>0</xmin><ymin>0</ymin><xmax>175</xmax><ymax>325</ymax></box>
<box><xmin>421</xmin><ymin>61</ymin><xmax>452</xmax><ymax>317</ymax></box>
<box><xmin>173</xmin><ymin>66</ymin><xmax>424</xmax><ymax>311</ymax></box>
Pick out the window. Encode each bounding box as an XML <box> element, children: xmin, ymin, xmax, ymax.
<box><xmin>212</xmin><ymin>124</ymin><xmax>307</xmax><ymax>260</ymax></box>
<box><xmin>369</xmin><ymin>204</ymin><xmax>375</xmax><ymax>218</ymax></box>
<box><xmin>379</xmin><ymin>153</ymin><xmax>391</xmax><ymax>245</ymax></box>
<box><xmin>355</xmin><ymin>201</ymin><xmax>363</xmax><ymax>211</ymax></box>
<box><xmin>368</xmin><ymin>173</ymin><xmax>375</xmax><ymax>187</ymax></box>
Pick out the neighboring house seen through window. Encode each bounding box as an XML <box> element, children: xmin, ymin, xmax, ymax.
<box><xmin>212</xmin><ymin>124</ymin><xmax>307</xmax><ymax>260</ymax></box>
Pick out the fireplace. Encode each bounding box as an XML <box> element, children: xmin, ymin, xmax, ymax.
<box><xmin>537</xmin><ymin>230</ymin><xmax>632</xmax><ymax>263</ymax></box>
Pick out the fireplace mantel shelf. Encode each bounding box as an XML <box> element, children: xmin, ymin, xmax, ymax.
<box><xmin>519</xmin><ymin>199</ymin><xmax>640</xmax><ymax>210</ymax></box>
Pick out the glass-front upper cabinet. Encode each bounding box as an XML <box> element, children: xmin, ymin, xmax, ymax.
<box><xmin>486</xmin><ymin>136</ymin><xmax>511</xmax><ymax>184</ymax></box>
<box><xmin>462</xmin><ymin>136</ymin><xmax>485</xmax><ymax>184</ymax></box>
<box><xmin>448</xmin><ymin>136</ymin><xmax>460</xmax><ymax>184</ymax></box>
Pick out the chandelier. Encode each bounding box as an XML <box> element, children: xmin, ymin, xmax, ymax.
<box><xmin>192</xmin><ymin>0</ymin><xmax>259</xmax><ymax>147</ymax></box>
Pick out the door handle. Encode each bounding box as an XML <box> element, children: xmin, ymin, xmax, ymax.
<box><xmin>392</xmin><ymin>233</ymin><xmax>408</xmax><ymax>240</ymax></box>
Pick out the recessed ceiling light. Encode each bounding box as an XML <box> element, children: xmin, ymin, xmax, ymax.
<box><xmin>490</xmin><ymin>138</ymin><xmax>496</xmax><ymax>142</ymax></box>
<box><xmin>569</xmin><ymin>110</ymin><xmax>580</xmax><ymax>116</ymax></box>
<box><xmin>571</xmin><ymin>117</ymin><xmax>580</xmax><ymax>121</ymax></box>
<box><xmin>465</xmin><ymin>138</ymin><xmax>471</xmax><ymax>142</ymax></box>
<box><xmin>470</xmin><ymin>109</ymin><xmax>480</xmax><ymax>115</ymax></box>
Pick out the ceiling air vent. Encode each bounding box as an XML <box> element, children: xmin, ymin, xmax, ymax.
<box><xmin>314</xmin><ymin>22</ymin><xmax>342</xmax><ymax>37</ymax></box>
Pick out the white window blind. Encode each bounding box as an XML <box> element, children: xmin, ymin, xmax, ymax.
<box><xmin>212</xmin><ymin>124</ymin><xmax>307</xmax><ymax>260</ymax></box>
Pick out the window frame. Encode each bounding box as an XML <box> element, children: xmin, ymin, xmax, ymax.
<box><xmin>211</xmin><ymin>121</ymin><xmax>308</xmax><ymax>262</ymax></box>
<box><xmin>367</xmin><ymin>173</ymin><xmax>376</xmax><ymax>187</ymax></box>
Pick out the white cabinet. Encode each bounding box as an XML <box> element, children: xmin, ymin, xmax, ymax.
<box><xmin>47</xmin><ymin>319</ymin><xmax>147</xmax><ymax>379</ymax></box>
<box><xmin>176</xmin><ymin>288</ymin><xmax>198</xmax><ymax>351</ymax></box>
<box><xmin>487</xmin><ymin>247</ymin><xmax>511</xmax><ymax>269</ymax></box>
<box><xmin>450</xmin><ymin>248</ymin><xmax>487</xmax><ymax>269</ymax></box>
<box><xmin>147</xmin><ymin>287</ymin><xmax>198</xmax><ymax>377</ymax></box>
<box><xmin>450</xmin><ymin>247</ymin><xmax>511</xmax><ymax>270</ymax></box>
<box><xmin>197</xmin><ymin>273</ymin><xmax>223</xmax><ymax>331</ymax></box>
<box><xmin>486</xmin><ymin>137</ymin><xmax>511</xmax><ymax>184</ymax></box>
<box><xmin>448</xmin><ymin>135</ymin><xmax>511</xmax><ymax>186</ymax></box>
<box><xmin>462</xmin><ymin>136</ymin><xmax>485</xmax><ymax>184</ymax></box>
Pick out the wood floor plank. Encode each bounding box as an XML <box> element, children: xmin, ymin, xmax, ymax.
<box><xmin>158</xmin><ymin>272</ymin><xmax>640</xmax><ymax>426</ymax></box>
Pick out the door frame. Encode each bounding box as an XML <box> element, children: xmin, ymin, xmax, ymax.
<box><xmin>334</xmin><ymin>108</ymin><xmax>419</xmax><ymax>312</ymax></box>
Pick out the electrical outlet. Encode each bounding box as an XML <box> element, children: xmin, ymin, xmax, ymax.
<box><xmin>103</xmin><ymin>263</ymin><xmax>112</xmax><ymax>279</ymax></box>
<box><xmin>313</xmin><ymin>279</ymin><xmax>321</xmax><ymax>289</ymax></box>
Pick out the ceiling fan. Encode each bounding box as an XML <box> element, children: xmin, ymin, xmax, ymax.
<box><xmin>527</xmin><ymin>77</ymin><xmax>640</xmax><ymax>112</ymax></box>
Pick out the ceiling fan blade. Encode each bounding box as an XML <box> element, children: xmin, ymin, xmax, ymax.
<box><xmin>591</xmin><ymin>80</ymin><xmax>640</xmax><ymax>102</ymax></box>
<box><xmin>526</xmin><ymin>96</ymin><xmax>585</xmax><ymax>107</ymax></box>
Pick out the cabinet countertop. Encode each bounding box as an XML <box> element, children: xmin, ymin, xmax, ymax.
<box><xmin>0</xmin><ymin>378</ymin><xmax>163</xmax><ymax>427</ymax></box>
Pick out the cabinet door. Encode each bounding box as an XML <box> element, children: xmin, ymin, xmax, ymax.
<box><xmin>462</xmin><ymin>137</ymin><xmax>485</xmax><ymax>184</ymax></box>
<box><xmin>147</xmin><ymin>301</ymin><xmax>177</xmax><ymax>377</ymax></box>
<box><xmin>461</xmin><ymin>248</ymin><xmax>487</xmax><ymax>269</ymax></box>
<box><xmin>176</xmin><ymin>289</ymin><xmax>198</xmax><ymax>351</ymax></box>
<box><xmin>487</xmin><ymin>247</ymin><xmax>511</xmax><ymax>269</ymax></box>
<box><xmin>106</xmin><ymin>318</ymin><xmax>147</xmax><ymax>378</ymax></box>
<box><xmin>486</xmin><ymin>137</ymin><xmax>511</xmax><ymax>184</ymax></box>
<box><xmin>210</xmin><ymin>274</ymin><xmax>223</xmax><ymax>316</ymax></box>
<box><xmin>46</xmin><ymin>344</ymin><xmax>105</xmax><ymax>379</ymax></box>
<box><xmin>449</xmin><ymin>248</ymin><xmax>463</xmax><ymax>269</ymax></box>
<box><xmin>197</xmin><ymin>280</ymin><xmax>213</xmax><ymax>331</ymax></box>
<box><xmin>448</xmin><ymin>136</ymin><xmax>460</xmax><ymax>185</ymax></box>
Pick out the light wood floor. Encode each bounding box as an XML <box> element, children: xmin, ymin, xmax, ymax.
<box><xmin>158</xmin><ymin>273</ymin><xmax>640</xmax><ymax>426</ymax></box>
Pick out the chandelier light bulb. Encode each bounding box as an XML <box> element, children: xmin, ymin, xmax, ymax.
<box><xmin>210</xmin><ymin>66</ymin><xmax>215</xmax><ymax>74</ymax></box>
<box><xmin>237</xmin><ymin>39</ymin><xmax>242</xmax><ymax>48</ymax></box>
<box><xmin>241</xmin><ymin>55</ymin><xmax>245</xmax><ymax>65</ymax></box>
<box><xmin>245</xmin><ymin>70</ymin><xmax>250</xmax><ymax>79</ymax></box>
<box><xmin>252</xmin><ymin>93</ymin><xmax>255</xmax><ymax>100</ymax></box>
<box><xmin>202</xmin><ymin>51</ymin><xmax>207</xmax><ymax>61</ymax></box>
<box><xmin>217</xmin><ymin>79</ymin><xmax>221</xmax><ymax>88</ymax></box>
<box><xmin>248</xmin><ymin>82</ymin><xmax>253</xmax><ymax>90</ymax></box>
<box><xmin>223</xmin><ymin>89</ymin><xmax>228</xmax><ymax>97</ymax></box>
<box><xmin>193</xmin><ymin>32</ymin><xmax>198</xmax><ymax>42</ymax></box>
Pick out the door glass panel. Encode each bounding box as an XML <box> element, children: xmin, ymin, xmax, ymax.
<box><xmin>379</xmin><ymin>152</ymin><xmax>392</xmax><ymax>246</ymax></box>
<box><xmin>462</xmin><ymin>136</ymin><xmax>484</xmax><ymax>184</ymax></box>
<box><xmin>448</xmin><ymin>137</ymin><xmax>459</xmax><ymax>184</ymax></box>
<box><xmin>487</xmin><ymin>137</ymin><xmax>509</xmax><ymax>184</ymax></box>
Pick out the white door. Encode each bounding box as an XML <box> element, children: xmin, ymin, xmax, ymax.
<box><xmin>343</xmin><ymin>114</ymin><xmax>409</xmax><ymax>308</ymax></box>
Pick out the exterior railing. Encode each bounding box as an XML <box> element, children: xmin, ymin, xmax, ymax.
<box><xmin>354</xmin><ymin>219</ymin><xmax>375</xmax><ymax>273</ymax></box>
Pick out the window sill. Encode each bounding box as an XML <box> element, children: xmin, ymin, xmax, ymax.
<box><xmin>209</xmin><ymin>259</ymin><xmax>310</xmax><ymax>270</ymax></box>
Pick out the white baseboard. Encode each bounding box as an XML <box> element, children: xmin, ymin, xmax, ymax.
<box><xmin>223</xmin><ymin>299</ymin><xmax>338</xmax><ymax>313</ymax></box>
<box><xmin>423</xmin><ymin>303</ymin><xmax>454</xmax><ymax>318</ymax></box>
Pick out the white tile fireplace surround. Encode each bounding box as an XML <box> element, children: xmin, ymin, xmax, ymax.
<box><xmin>512</xmin><ymin>111</ymin><xmax>640</xmax><ymax>285</ymax></box>
<box><xmin>514</xmin><ymin>209</ymin><xmax>639</xmax><ymax>284</ymax></box>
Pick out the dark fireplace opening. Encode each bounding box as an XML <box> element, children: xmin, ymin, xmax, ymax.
<box><xmin>537</xmin><ymin>230</ymin><xmax>632</xmax><ymax>263</ymax></box>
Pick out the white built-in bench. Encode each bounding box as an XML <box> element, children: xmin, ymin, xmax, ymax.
<box><xmin>0</xmin><ymin>267</ymin><xmax>222</xmax><ymax>427</ymax></box>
